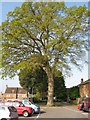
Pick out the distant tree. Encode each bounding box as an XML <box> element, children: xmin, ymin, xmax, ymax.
<box><xmin>1</xmin><ymin>2</ymin><xmax>88</xmax><ymax>106</ymax></box>
<box><xmin>54</xmin><ymin>71</ymin><xmax>67</xmax><ymax>101</ymax></box>
<box><xmin>69</xmin><ymin>86</ymin><xmax>80</xmax><ymax>99</ymax></box>
<box><xmin>18</xmin><ymin>65</ymin><xmax>48</xmax><ymax>99</ymax></box>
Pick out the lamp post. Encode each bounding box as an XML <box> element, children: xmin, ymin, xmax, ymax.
<box><xmin>16</xmin><ymin>87</ymin><xmax>18</xmax><ymax>99</ymax></box>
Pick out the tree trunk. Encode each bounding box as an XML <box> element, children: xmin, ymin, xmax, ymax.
<box><xmin>44</xmin><ymin>65</ymin><xmax>54</xmax><ymax>106</ymax></box>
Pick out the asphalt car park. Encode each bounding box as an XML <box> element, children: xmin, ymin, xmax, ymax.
<box><xmin>17</xmin><ymin>105</ymin><xmax>89</xmax><ymax>120</ymax></box>
<box><xmin>0</xmin><ymin>99</ymin><xmax>89</xmax><ymax>120</ymax></box>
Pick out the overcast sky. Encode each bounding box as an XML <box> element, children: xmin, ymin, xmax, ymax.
<box><xmin>0</xmin><ymin>1</ymin><xmax>89</xmax><ymax>93</ymax></box>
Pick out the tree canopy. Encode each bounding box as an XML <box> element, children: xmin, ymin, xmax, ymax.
<box><xmin>1</xmin><ymin>2</ymin><xmax>88</xmax><ymax>106</ymax></box>
<box><xmin>68</xmin><ymin>86</ymin><xmax>80</xmax><ymax>99</ymax></box>
<box><xmin>54</xmin><ymin>71</ymin><xmax>67</xmax><ymax>101</ymax></box>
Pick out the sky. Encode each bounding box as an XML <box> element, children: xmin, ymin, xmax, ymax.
<box><xmin>0</xmin><ymin>1</ymin><xmax>89</xmax><ymax>93</ymax></box>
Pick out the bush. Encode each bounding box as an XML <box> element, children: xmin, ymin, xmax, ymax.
<box><xmin>33</xmin><ymin>92</ymin><xmax>41</xmax><ymax>103</ymax></box>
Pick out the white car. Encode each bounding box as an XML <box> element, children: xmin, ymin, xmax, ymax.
<box><xmin>0</xmin><ymin>105</ymin><xmax>18</xmax><ymax>120</ymax></box>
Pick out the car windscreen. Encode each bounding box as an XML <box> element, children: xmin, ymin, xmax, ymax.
<box><xmin>23</xmin><ymin>100</ymin><xmax>31</xmax><ymax>105</ymax></box>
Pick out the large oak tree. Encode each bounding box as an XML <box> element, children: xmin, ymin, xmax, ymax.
<box><xmin>1</xmin><ymin>2</ymin><xmax>88</xmax><ymax>106</ymax></box>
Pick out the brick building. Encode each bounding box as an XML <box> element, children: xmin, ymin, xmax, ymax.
<box><xmin>79</xmin><ymin>79</ymin><xmax>90</xmax><ymax>98</ymax></box>
<box><xmin>3</xmin><ymin>85</ymin><xmax>27</xmax><ymax>99</ymax></box>
<box><xmin>0</xmin><ymin>93</ymin><xmax>3</xmax><ymax>99</ymax></box>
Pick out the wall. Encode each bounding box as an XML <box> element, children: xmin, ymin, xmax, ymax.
<box><xmin>79</xmin><ymin>82</ymin><xmax>90</xmax><ymax>98</ymax></box>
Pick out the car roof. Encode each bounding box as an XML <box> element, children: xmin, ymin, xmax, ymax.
<box><xmin>7</xmin><ymin>99</ymin><xmax>20</xmax><ymax>101</ymax></box>
<box><xmin>84</xmin><ymin>97</ymin><xmax>90</xmax><ymax>100</ymax></box>
<box><xmin>0</xmin><ymin>105</ymin><xmax>8</xmax><ymax>107</ymax></box>
<box><xmin>0</xmin><ymin>105</ymin><xmax>15</xmax><ymax>108</ymax></box>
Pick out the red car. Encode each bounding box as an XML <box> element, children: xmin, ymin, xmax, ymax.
<box><xmin>78</xmin><ymin>98</ymin><xmax>90</xmax><ymax>112</ymax></box>
<box><xmin>77</xmin><ymin>101</ymin><xmax>84</xmax><ymax>110</ymax></box>
<box><xmin>83</xmin><ymin>98</ymin><xmax>90</xmax><ymax>112</ymax></box>
<box><xmin>5</xmin><ymin>101</ymin><xmax>33</xmax><ymax>117</ymax></box>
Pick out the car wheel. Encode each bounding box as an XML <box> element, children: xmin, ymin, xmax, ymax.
<box><xmin>23</xmin><ymin>111</ymin><xmax>29</xmax><ymax>117</ymax></box>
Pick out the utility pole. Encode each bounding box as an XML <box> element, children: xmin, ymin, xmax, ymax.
<box><xmin>88</xmin><ymin>1</ymin><xmax>90</xmax><ymax>80</ymax></box>
<box><xmin>16</xmin><ymin>87</ymin><xmax>18</xmax><ymax>99</ymax></box>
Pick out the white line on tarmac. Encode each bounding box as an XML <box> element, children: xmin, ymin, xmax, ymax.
<box><xmin>82</xmin><ymin>113</ymin><xmax>88</xmax><ymax>115</ymax></box>
<box><xmin>34</xmin><ymin>113</ymin><xmax>40</xmax><ymax>120</ymax></box>
<box><xmin>63</xmin><ymin>106</ymin><xmax>88</xmax><ymax>117</ymax></box>
<box><xmin>62</xmin><ymin>106</ymin><xmax>81</xmax><ymax>113</ymax></box>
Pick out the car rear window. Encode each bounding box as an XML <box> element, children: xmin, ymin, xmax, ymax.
<box><xmin>8</xmin><ymin>106</ymin><xmax>17</xmax><ymax>112</ymax></box>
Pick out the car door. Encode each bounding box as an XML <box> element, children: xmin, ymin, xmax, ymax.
<box><xmin>12</xmin><ymin>102</ymin><xmax>22</xmax><ymax>115</ymax></box>
<box><xmin>8</xmin><ymin>106</ymin><xmax>18</xmax><ymax>118</ymax></box>
<box><xmin>15</xmin><ymin>102</ymin><xmax>26</xmax><ymax>115</ymax></box>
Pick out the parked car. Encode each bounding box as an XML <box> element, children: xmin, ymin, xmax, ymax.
<box><xmin>78</xmin><ymin>98</ymin><xmax>90</xmax><ymax>112</ymax></box>
<box><xmin>7</xmin><ymin>99</ymin><xmax>40</xmax><ymax>114</ymax></box>
<box><xmin>77</xmin><ymin>101</ymin><xmax>84</xmax><ymax>110</ymax></box>
<box><xmin>0</xmin><ymin>105</ymin><xmax>18</xmax><ymax>120</ymax></box>
<box><xmin>83</xmin><ymin>98</ymin><xmax>90</xmax><ymax>112</ymax></box>
<box><xmin>5</xmin><ymin>101</ymin><xmax>33</xmax><ymax>117</ymax></box>
<box><xmin>21</xmin><ymin>99</ymin><xmax>40</xmax><ymax>114</ymax></box>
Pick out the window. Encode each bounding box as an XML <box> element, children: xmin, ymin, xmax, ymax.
<box><xmin>12</xmin><ymin>89</ymin><xmax>15</xmax><ymax>93</ymax></box>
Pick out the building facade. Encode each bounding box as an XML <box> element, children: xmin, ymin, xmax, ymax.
<box><xmin>79</xmin><ymin>79</ymin><xmax>90</xmax><ymax>98</ymax></box>
<box><xmin>3</xmin><ymin>85</ymin><xmax>27</xmax><ymax>99</ymax></box>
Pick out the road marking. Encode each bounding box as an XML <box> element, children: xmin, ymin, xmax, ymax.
<box><xmin>63</xmin><ymin>107</ymin><xmax>81</xmax><ymax>113</ymax></box>
<box><xmin>82</xmin><ymin>113</ymin><xmax>88</xmax><ymax>115</ymax></box>
<box><xmin>63</xmin><ymin>107</ymin><xmax>88</xmax><ymax>118</ymax></box>
<box><xmin>34</xmin><ymin>113</ymin><xmax>40</xmax><ymax>120</ymax></box>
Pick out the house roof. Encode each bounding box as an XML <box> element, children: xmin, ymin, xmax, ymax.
<box><xmin>5</xmin><ymin>87</ymin><xmax>27</xmax><ymax>94</ymax></box>
<box><xmin>79</xmin><ymin>79</ymin><xmax>90</xmax><ymax>86</ymax></box>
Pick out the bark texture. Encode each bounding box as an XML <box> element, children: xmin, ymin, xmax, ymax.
<box><xmin>45</xmin><ymin>65</ymin><xmax>54</xmax><ymax>106</ymax></box>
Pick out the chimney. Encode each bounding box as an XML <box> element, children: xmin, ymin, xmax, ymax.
<box><xmin>6</xmin><ymin>85</ymin><xmax>8</xmax><ymax>88</ymax></box>
<box><xmin>81</xmin><ymin>78</ymin><xmax>83</xmax><ymax>83</ymax></box>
